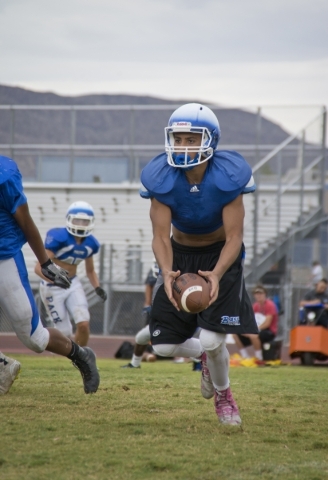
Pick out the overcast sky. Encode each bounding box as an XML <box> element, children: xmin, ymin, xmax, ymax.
<box><xmin>0</xmin><ymin>0</ymin><xmax>327</xmax><ymax>133</ymax></box>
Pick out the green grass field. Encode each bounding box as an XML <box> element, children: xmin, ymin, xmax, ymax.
<box><xmin>1</xmin><ymin>355</ymin><xmax>328</xmax><ymax>480</ymax></box>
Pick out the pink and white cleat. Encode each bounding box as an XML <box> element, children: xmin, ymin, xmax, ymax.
<box><xmin>214</xmin><ymin>386</ymin><xmax>242</xmax><ymax>425</ymax></box>
<box><xmin>200</xmin><ymin>352</ymin><xmax>215</xmax><ymax>399</ymax></box>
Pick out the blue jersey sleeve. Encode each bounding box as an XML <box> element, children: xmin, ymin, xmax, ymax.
<box><xmin>0</xmin><ymin>171</ymin><xmax>27</xmax><ymax>214</ymax></box>
<box><xmin>44</xmin><ymin>228</ymin><xmax>66</xmax><ymax>251</ymax></box>
<box><xmin>88</xmin><ymin>235</ymin><xmax>100</xmax><ymax>254</ymax></box>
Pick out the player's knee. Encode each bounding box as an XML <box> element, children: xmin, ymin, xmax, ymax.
<box><xmin>28</xmin><ymin>342</ymin><xmax>44</xmax><ymax>354</ymax></box>
<box><xmin>199</xmin><ymin>329</ymin><xmax>226</xmax><ymax>352</ymax></box>
<box><xmin>17</xmin><ymin>323</ymin><xmax>49</xmax><ymax>353</ymax></box>
<box><xmin>72</xmin><ymin>307</ymin><xmax>90</xmax><ymax>324</ymax></box>
<box><xmin>152</xmin><ymin>344</ymin><xmax>176</xmax><ymax>357</ymax></box>
<box><xmin>135</xmin><ymin>326</ymin><xmax>151</xmax><ymax>345</ymax></box>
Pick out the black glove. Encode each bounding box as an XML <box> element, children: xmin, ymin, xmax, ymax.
<box><xmin>95</xmin><ymin>286</ymin><xmax>107</xmax><ymax>302</ymax></box>
<box><xmin>41</xmin><ymin>259</ymin><xmax>71</xmax><ymax>289</ymax></box>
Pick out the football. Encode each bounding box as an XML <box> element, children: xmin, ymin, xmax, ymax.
<box><xmin>172</xmin><ymin>273</ymin><xmax>210</xmax><ymax>313</ymax></box>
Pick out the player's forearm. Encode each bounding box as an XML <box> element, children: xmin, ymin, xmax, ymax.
<box><xmin>87</xmin><ymin>270</ymin><xmax>100</xmax><ymax>289</ymax></box>
<box><xmin>300</xmin><ymin>299</ymin><xmax>320</xmax><ymax>306</ymax></box>
<box><xmin>213</xmin><ymin>235</ymin><xmax>242</xmax><ymax>281</ymax></box>
<box><xmin>23</xmin><ymin>223</ymin><xmax>48</xmax><ymax>265</ymax></box>
<box><xmin>34</xmin><ymin>262</ymin><xmax>47</xmax><ymax>281</ymax></box>
<box><xmin>14</xmin><ymin>204</ymin><xmax>49</xmax><ymax>265</ymax></box>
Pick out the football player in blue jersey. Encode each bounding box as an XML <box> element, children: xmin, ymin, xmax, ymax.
<box><xmin>0</xmin><ymin>156</ymin><xmax>100</xmax><ymax>395</ymax></box>
<box><xmin>35</xmin><ymin>201</ymin><xmax>107</xmax><ymax>347</ymax></box>
<box><xmin>139</xmin><ymin>103</ymin><xmax>258</xmax><ymax>426</ymax></box>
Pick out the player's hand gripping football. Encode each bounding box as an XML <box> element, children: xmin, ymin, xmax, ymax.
<box><xmin>198</xmin><ymin>270</ymin><xmax>219</xmax><ymax>306</ymax></box>
<box><xmin>95</xmin><ymin>286</ymin><xmax>107</xmax><ymax>302</ymax></box>
<box><xmin>163</xmin><ymin>269</ymin><xmax>181</xmax><ymax>310</ymax></box>
<box><xmin>41</xmin><ymin>259</ymin><xmax>71</xmax><ymax>289</ymax></box>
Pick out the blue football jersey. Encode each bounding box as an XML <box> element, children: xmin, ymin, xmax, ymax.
<box><xmin>140</xmin><ymin>151</ymin><xmax>255</xmax><ymax>235</ymax></box>
<box><xmin>0</xmin><ymin>156</ymin><xmax>27</xmax><ymax>260</ymax></box>
<box><xmin>44</xmin><ymin>227</ymin><xmax>100</xmax><ymax>265</ymax></box>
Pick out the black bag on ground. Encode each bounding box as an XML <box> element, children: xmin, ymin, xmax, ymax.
<box><xmin>114</xmin><ymin>341</ymin><xmax>134</xmax><ymax>359</ymax></box>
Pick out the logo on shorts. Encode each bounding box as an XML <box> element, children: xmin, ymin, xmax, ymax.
<box><xmin>221</xmin><ymin>316</ymin><xmax>240</xmax><ymax>326</ymax></box>
<box><xmin>153</xmin><ymin>329</ymin><xmax>161</xmax><ymax>337</ymax></box>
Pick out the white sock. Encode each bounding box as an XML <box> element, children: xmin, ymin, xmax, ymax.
<box><xmin>240</xmin><ymin>348</ymin><xmax>250</xmax><ymax>359</ymax></box>
<box><xmin>255</xmin><ymin>350</ymin><xmax>263</xmax><ymax>360</ymax></box>
<box><xmin>131</xmin><ymin>354</ymin><xmax>142</xmax><ymax>367</ymax></box>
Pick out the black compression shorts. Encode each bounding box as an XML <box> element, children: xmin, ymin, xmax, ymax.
<box><xmin>150</xmin><ymin>238</ymin><xmax>258</xmax><ymax>345</ymax></box>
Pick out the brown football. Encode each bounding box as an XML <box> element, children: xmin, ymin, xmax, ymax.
<box><xmin>172</xmin><ymin>273</ymin><xmax>210</xmax><ymax>313</ymax></box>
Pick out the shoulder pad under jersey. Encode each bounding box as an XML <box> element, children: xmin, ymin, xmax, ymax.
<box><xmin>45</xmin><ymin>227</ymin><xmax>69</xmax><ymax>250</ymax></box>
<box><xmin>0</xmin><ymin>156</ymin><xmax>21</xmax><ymax>185</ymax></box>
<box><xmin>242</xmin><ymin>175</ymin><xmax>256</xmax><ymax>194</ymax></box>
<box><xmin>140</xmin><ymin>153</ymin><xmax>178</xmax><ymax>197</ymax></box>
<box><xmin>86</xmin><ymin>235</ymin><xmax>100</xmax><ymax>254</ymax></box>
<box><xmin>139</xmin><ymin>182</ymin><xmax>152</xmax><ymax>199</ymax></box>
<box><xmin>211</xmin><ymin>151</ymin><xmax>254</xmax><ymax>192</ymax></box>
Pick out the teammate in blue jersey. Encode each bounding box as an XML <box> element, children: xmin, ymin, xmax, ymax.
<box><xmin>139</xmin><ymin>103</ymin><xmax>258</xmax><ymax>426</ymax></box>
<box><xmin>0</xmin><ymin>156</ymin><xmax>100</xmax><ymax>395</ymax></box>
<box><xmin>35</xmin><ymin>201</ymin><xmax>107</xmax><ymax>347</ymax></box>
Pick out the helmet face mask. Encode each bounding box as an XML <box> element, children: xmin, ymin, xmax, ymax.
<box><xmin>165</xmin><ymin>103</ymin><xmax>221</xmax><ymax>169</ymax></box>
<box><xmin>66</xmin><ymin>201</ymin><xmax>95</xmax><ymax>237</ymax></box>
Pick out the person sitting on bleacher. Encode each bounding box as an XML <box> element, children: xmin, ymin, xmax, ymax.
<box><xmin>232</xmin><ymin>285</ymin><xmax>278</xmax><ymax>364</ymax></box>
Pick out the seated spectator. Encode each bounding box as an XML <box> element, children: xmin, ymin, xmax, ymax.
<box><xmin>299</xmin><ymin>278</ymin><xmax>328</xmax><ymax>329</ymax></box>
<box><xmin>232</xmin><ymin>285</ymin><xmax>278</xmax><ymax>363</ymax></box>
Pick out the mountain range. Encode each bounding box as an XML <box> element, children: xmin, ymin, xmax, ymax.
<box><xmin>0</xmin><ymin>84</ymin><xmax>291</xmax><ymax>148</ymax></box>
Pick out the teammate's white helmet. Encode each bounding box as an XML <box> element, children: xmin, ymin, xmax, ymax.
<box><xmin>165</xmin><ymin>103</ymin><xmax>221</xmax><ymax>169</ymax></box>
<box><xmin>66</xmin><ymin>201</ymin><xmax>95</xmax><ymax>237</ymax></box>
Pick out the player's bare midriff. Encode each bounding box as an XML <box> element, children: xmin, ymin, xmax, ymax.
<box><xmin>51</xmin><ymin>257</ymin><xmax>78</xmax><ymax>278</ymax></box>
<box><xmin>172</xmin><ymin>225</ymin><xmax>226</xmax><ymax>247</ymax></box>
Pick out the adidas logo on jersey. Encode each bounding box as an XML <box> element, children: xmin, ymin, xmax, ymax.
<box><xmin>190</xmin><ymin>185</ymin><xmax>200</xmax><ymax>193</ymax></box>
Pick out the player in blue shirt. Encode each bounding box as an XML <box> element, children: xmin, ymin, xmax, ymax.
<box><xmin>0</xmin><ymin>156</ymin><xmax>99</xmax><ymax>395</ymax></box>
<box><xmin>140</xmin><ymin>103</ymin><xmax>258</xmax><ymax>426</ymax></box>
<box><xmin>35</xmin><ymin>201</ymin><xmax>107</xmax><ymax>347</ymax></box>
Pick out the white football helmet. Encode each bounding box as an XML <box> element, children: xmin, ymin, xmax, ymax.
<box><xmin>66</xmin><ymin>201</ymin><xmax>95</xmax><ymax>237</ymax></box>
<box><xmin>165</xmin><ymin>103</ymin><xmax>221</xmax><ymax>169</ymax></box>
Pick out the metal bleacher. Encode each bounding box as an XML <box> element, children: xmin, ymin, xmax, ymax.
<box><xmin>23</xmin><ymin>181</ymin><xmax>323</xmax><ymax>288</ymax></box>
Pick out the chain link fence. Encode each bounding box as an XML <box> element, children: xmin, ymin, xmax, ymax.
<box><xmin>0</xmin><ymin>244</ymin><xmax>313</xmax><ymax>344</ymax></box>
